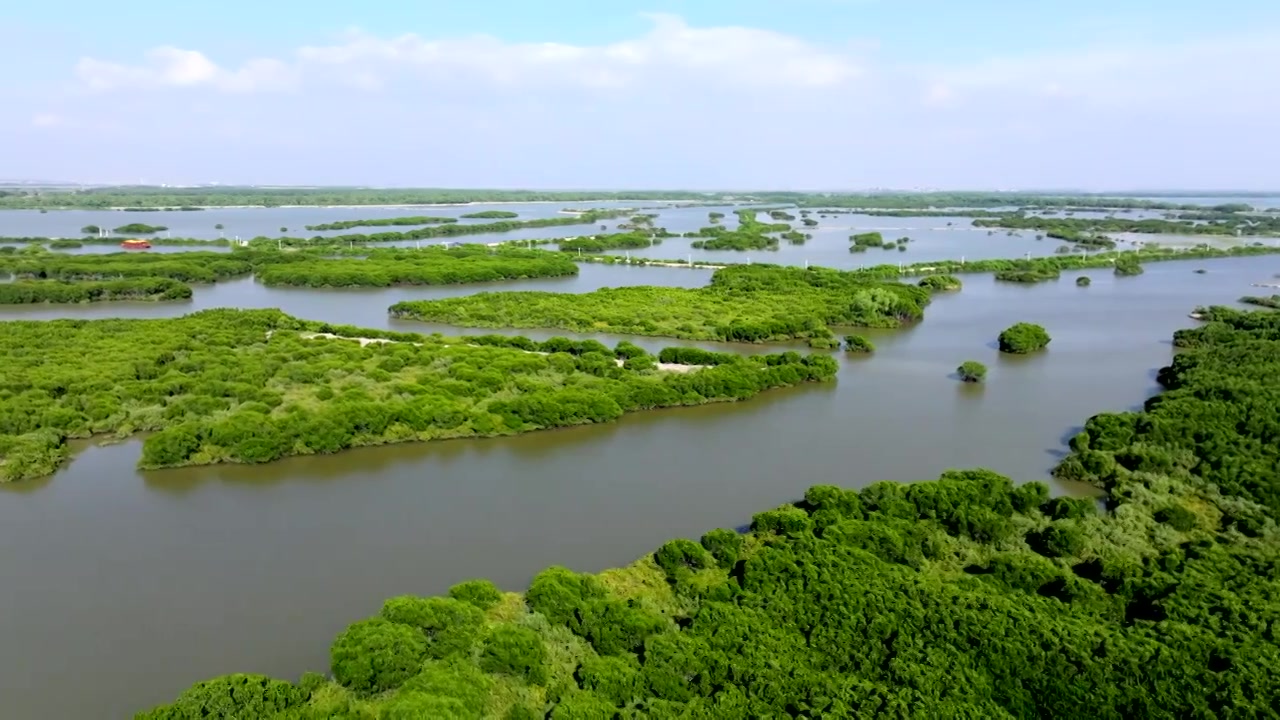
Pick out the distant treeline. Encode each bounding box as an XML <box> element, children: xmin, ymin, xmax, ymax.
<box><xmin>0</xmin><ymin>188</ymin><xmax>728</xmax><ymax>209</ymax></box>
<box><xmin>304</xmin><ymin>216</ymin><xmax>460</xmax><ymax>231</ymax></box>
<box><xmin>8</xmin><ymin>186</ymin><xmax>1273</xmax><ymax>211</ymax></box>
<box><xmin>254</xmin><ymin>210</ymin><xmax>634</xmax><ymax>249</ymax></box>
<box><xmin>973</xmin><ymin>215</ymin><xmax>1280</xmax><ymax>237</ymax></box>
<box><xmin>0</xmin><ymin>235</ymin><xmax>228</xmax><ymax>247</ymax></box>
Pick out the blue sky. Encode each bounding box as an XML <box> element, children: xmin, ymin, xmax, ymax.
<box><xmin>5</xmin><ymin>1</ymin><xmax>1279</xmax><ymax>189</ymax></box>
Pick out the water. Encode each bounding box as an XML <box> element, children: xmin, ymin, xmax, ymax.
<box><xmin>1</xmin><ymin>249</ymin><xmax>1277</xmax><ymax>717</ymax></box>
<box><xmin>0</xmin><ymin>202</ymin><xmax>744</xmax><ymax>242</ymax></box>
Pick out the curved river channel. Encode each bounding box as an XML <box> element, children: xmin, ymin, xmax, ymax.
<box><xmin>0</xmin><ymin>206</ymin><xmax>1277</xmax><ymax>716</ymax></box>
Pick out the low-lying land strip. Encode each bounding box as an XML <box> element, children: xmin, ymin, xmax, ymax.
<box><xmin>390</xmin><ymin>265</ymin><xmax>930</xmax><ymax>346</ymax></box>
<box><xmin>0</xmin><ymin>309</ymin><xmax>837</xmax><ymax>482</ymax></box>
<box><xmin>0</xmin><ymin>277</ymin><xmax>191</xmax><ymax>304</ymax></box>
<box><xmin>252</xmin><ymin>247</ymin><xmax>579</xmax><ymax>287</ymax></box>
<box><xmin>304</xmin><ymin>216</ymin><xmax>460</xmax><ymax>231</ymax></box>
<box><xmin>139</xmin><ymin>308</ymin><xmax>1280</xmax><ymax>718</ymax></box>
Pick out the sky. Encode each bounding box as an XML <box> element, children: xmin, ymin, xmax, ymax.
<box><xmin>4</xmin><ymin>0</ymin><xmax>1279</xmax><ymax>190</ymax></box>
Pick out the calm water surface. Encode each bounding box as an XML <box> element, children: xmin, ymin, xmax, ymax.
<box><xmin>0</xmin><ymin>233</ymin><xmax>1277</xmax><ymax>717</ymax></box>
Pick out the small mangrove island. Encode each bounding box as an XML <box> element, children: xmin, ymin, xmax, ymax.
<box><xmin>0</xmin><ymin>309</ymin><xmax>837</xmax><ymax>482</ymax></box>
<box><xmin>390</xmin><ymin>265</ymin><xmax>930</xmax><ymax>346</ymax></box>
<box><xmin>998</xmin><ymin>323</ymin><xmax>1051</xmax><ymax>354</ymax></box>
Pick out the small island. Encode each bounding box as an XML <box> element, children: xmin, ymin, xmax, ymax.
<box><xmin>0</xmin><ymin>278</ymin><xmax>192</xmax><ymax>304</ymax></box>
<box><xmin>998</xmin><ymin>322</ymin><xmax>1051</xmax><ymax>354</ymax></box>
<box><xmin>460</xmin><ymin>210</ymin><xmax>519</xmax><ymax>219</ymax></box>
<box><xmin>112</xmin><ymin>223</ymin><xmax>168</xmax><ymax>234</ymax></box>
<box><xmin>843</xmin><ymin>335</ymin><xmax>875</xmax><ymax>353</ymax></box>
<box><xmin>1076</xmin><ymin>276</ymin><xmax>1092</xmax><ymax>287</ymax></box>
<box><xmin>0</xmin><ymin>309</ymin><xmax>837</xmax><ymax>482</ymax></box>
<box><xmin>957</xmin><ymin>360</ymin><xmax>987</xmax><ymax>383</ymax></box>
<box><xmin>918</xmin><ymin>274</ymin><xmax>962</xmax><ymax>292</ymax></box>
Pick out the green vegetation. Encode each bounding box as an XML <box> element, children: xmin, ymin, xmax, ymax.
<box><xmin>80</xmin><ymin>225</ymin><xmax>101</xmax><ymax>234</ymax></box>
<box><xmin>767</xmin><ymin>210</ymin><xmax>796</xmax><ymax>221</ymax></box>
<box><xmin>686</xmin><ymin>210</ymin><xmax>788</xmax><ymax>251</ymax></box>
<box><xmin>848</xmin><ymin>231</ymin><xmax>885</xmax><ymax>252</ymax></box>
<box><xmin>0</xmin><ymin>244</ymin><xmax>612</xmax><ymax>290</ymax></box>
<box><xmin>956</xmin><ymin>360</ymin><xmax>987</xmax><ymax>383</ymax></box>
<box><xmin>707</xmin><ymin>211</ymin><xmax>724</xmax><ymax>223</ymax></box>
<box><xmin>304</xmin><ymin>216</ymin><xmax>460</xmax><ymax>231</ymax></box>
<box><xmin>0</xmin><ymin>251</ymin><xmax>251</xmax><ymax>283</ymax></box>
<box><xmin>1076</xmin><ymin>276</ymin><xmax>1092</xmax><ymax>287</ymax></box>
<box><xmin>0</xmin><ymin>309</ymin><xmax>837</xmax><ymax>482</ymax></box>
<box><xmin>794</xmin><ymin>191</ymin><xmax>1264</xmax><ymax>212</ymax></box>
<box><xmin>253</xmin><ymin>212</ymin><xmax>634</xmax><ymax>249</ymax></box>
<box><xmin>568</xmin><ymin>243</ymin><xmax>1280</xmax><ymax>275</ymax></box>
<box><xmin>140</xmin><ymin>309</ymin><xmax>1280</xmax><ymax>718</ymax></box>
<box><xmin>558</xmin><ymin>232</ymin><xmax>660</xmax><ymax>253</ymax></box>
<box><xmin>780</xmin><ymin>230</ymin><xmax>808</xmax><ymax>245</ymax></box>
<box><xmin>391</xmin><ymin>265</ymin><xmax>930</xmax><ymax>345</ymax></box>
<box><xmin>1240</xmin><ymin>294</ymin><xmax>1280</xmax><ymax>309</ymax></box>
<box><xmin>1114</xmin><ymin>258</ymin><xmax>1145</xmax><ymax>276</ymax></box>
<box><xmin>252</xmin><ymin>247</ymin><xmax>578</xmax><ymax>288</ymax></box>
<box><xmin>3</xmin><ymin>235</ymin><xmax>227</xmax><ymax>248</ymax></box>
<box><xmin>998</xmin><ymin>323</ymin><xmax>1051</xmax><ymax>354</ymax></box>
<box><xmin>917</xmin><ymin>274</ymin><xmax>962</xmax><ymax>292</ymax></box>
<box><xmin>995</xmin><ymin>267</ymin><xmax>1060</xmax><ymax>283</ymax></box>
<box><xmin>690</xmin><ymin>231</ymin><xmax>777</xmax><ymax>251</ymax></box>
<box><xmin>461</xmin><ymin>210</ymin><xmax>520</xmax><ymax>219</ymax></box>
<box><xmin>113</xmin><ymin>223</ymin><xmax>168</xmax><ymax>234</ymax></box>
<box><xmin>48</xmin><ymin>239</ymin><xmax>83</xmax><ymax>249</ymax></box>
<box><xmin>843</xmin><ymin>335</ymin><xmax>874</xmax><ymax>353</ymax></box>
<box><xmin>974</xmin><ymin>213</ymin><xmax>1280</xmax><ymax>238</ymax></box>
<box><xmin>0</xmin><ymin>278</ymin><xmax>192</xmax><ymax>304</ymax></box>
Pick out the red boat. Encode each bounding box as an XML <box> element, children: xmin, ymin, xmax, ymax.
<box><xmin>120</xmin><ymin>238</ymin><xmax>151</xmax><ymax>250</ymax></box>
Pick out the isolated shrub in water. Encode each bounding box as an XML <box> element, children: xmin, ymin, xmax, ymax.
<box><xmin>998</xmin><ymin>323</ymin><xmax>1051</xmax><ymax>354</ymax></box>
<box><xmin>843</xmin><ymin>334</ymin><xmax>875</xmax><ymax>353</ymax></box>
<box><xmin>957</xmin><ymin>361</ymin><xmax>987</xmax><ymax>383</ymax></box>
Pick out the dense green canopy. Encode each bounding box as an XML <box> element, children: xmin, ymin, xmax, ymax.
<box><xmin>139</xmin><ymin>309</ymin><xmax>1280</xmax><ymax>718</ymax></box>
<box><xmin>390</xmin><ymin>265</ymin><xmax>931</xmax><ymax>346</ymax></box>
<box><xmin>0</xmin><ymin>310</ymin><xmax>836</xmax><ymax>482</ymax></box>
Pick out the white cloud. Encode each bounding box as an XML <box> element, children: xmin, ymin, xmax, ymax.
<box><xmin>76</xmin><ymin>46</ymin><xmax>296</xmax><ymax>93</ymax></box>
<box><xmin>23</xmin><ymin>14</ymin><xmax>1280</xmax><ymax>188</ymax></box>
<box><xmin>76</xmin><ymin>14</ymin><xmax>863</xmax><ymax>95</ymax></box>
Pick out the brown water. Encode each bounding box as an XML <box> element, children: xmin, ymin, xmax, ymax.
<box><xmin>0</xmin><ymin>254</ymin><xmax>1276</xmax><ymax>718</ymax></box>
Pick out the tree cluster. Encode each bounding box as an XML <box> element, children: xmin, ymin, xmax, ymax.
<box><xmin>391</xmin><ymin>265</ymin><xmax>931</xmax><ymax>346</ymax></box>
<box><xmin>0</xmin><ymin>309</ymin><xmax>837</xmax><ymax>482</ymax></box>
<box><xmin>143</xmin><ymin>308</ymin><xmax>1280</xmax><ymax>716</ymax></box>
<box><xmin>253</xmin><ymin>247</ymin><xmax>579</xmax><ymax>288</ymax></box>
<box><xmin>998</xmin><ymin>323</ymin><xmax>1051</xmax><ymax>354</ymax></box>
<box><xmin>0</xmin><ymin>277</ymin><xmax>191</xmax><ymax>304</ymax></box>
<box><xmin>304</xmin><ymin>216</ymin><xmax>460</xmax><ymax>231</ymax></box>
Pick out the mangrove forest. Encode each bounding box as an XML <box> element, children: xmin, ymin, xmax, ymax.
<box><xmin>137</xmin><ymin>308</ymin><xmax>1280</xmax><ymax>718</ymax></box>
